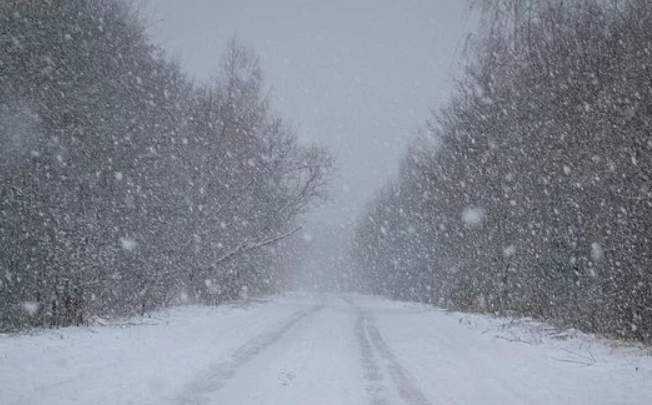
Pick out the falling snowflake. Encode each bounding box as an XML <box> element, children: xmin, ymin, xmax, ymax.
<box><xmin>503</xmin><ymin>245</ymin><xmax>516</xmax><ymax>257</ymax></box>
<box><xmin>119</xmin><ymin>237</ymin><xmax>138</xmax><ymax>251</ymax></box>
<box><xmin>179</xmin><ymin>290</ymin><xmax>189</xmax><ymax>303</ymax></box>
<box><xmin>462</xmin><ymin>207</ymin><xmax>485</xmax><ymax>227</ymax></box>
<box><xmin>22</xmin><ymin>301</ymin><xmax>39</xmax><ymax>316</ymax></box>
<box><xmin>591</xmin><ymin>242</ymin><xmax>604</xmax><ymax>262</ymax></box>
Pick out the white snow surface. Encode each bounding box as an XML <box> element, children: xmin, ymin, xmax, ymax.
<box><xmin>1</xmin><ymin>293</ymin><xmax>651</xmax><ymax>405</ymax></box>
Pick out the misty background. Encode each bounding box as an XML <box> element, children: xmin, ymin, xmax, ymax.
<box><xmin>142</xmin><ymin>0</ymin><xmax>475</xmax><ymax>288</ymax></box>
<box><xmin>3</xmin><ymin>0</ymin><xmax>652</xmax><ymax>344</ymax></box>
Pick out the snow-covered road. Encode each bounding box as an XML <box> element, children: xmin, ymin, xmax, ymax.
<box><xmin>2</xmin><ymin>294</ymin><xmax>651</xmax><ymax>405</ymax></box>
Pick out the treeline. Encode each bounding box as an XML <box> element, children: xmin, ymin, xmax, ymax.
<box><xmin>0</xmin><ymin>0</ymin><xmax>332</xmax><ymax>330</ymax></box>
<box><xmin>352</xmin><ymin>0</ymin><xmax>652</xmax><ymax>342</ymax></box>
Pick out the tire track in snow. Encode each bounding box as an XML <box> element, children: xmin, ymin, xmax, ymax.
<box><xmin>355</xmin><ymin>310</ymin><xmax>391</xmax><ymax>405</ymax></box>
<box><xmin>364</xmin><ymin>310</ymin><xmax>433</xmax><ymax>405</ymax></box>
<box><xmin>345</xmin><ymin>296</ymin><xmax>432</xmax><ymax>405</ymax></box>
<box><xmin>172</xmin><ymin>304</ymin><xmax>323</xmax><ymax>405</ymax></box>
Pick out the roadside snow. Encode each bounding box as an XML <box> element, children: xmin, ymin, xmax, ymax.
<box><xmin>354</xmin><ymin>296</ymin><xmax>652</xmax><ymax>405</ymax></box>
<box><xmin>0</xmin><ymin>296</ymin><xmax>312</xmax><ymax>405</ymax></box>
<box><xmin>2</xmin><ymin>293</ymin><xmax>651</xmax><ymax>405</ymax></box>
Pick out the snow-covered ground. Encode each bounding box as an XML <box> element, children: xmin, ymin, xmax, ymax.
<box><xmin>1</xmin><ymin>293</ymin><xmax>651</xmax><ymax>405</ymax></box>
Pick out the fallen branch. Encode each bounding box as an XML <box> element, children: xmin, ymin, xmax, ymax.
<box><xmin>560</xmin><ymin>347</ymin><xmax>596</xmax><ymax>365</ymax></box>
<box><xmin>495</xmin><ymin>335</ymin><xmax>536</xmax><ymax>345</ymax></box>
<box><xmin>550</xmin><ymin>357</ymin><xmax>595</xmax><ymax>366</ymax></box>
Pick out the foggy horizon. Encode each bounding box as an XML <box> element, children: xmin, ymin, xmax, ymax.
<box><xmin>142</xmin><ymin>0</ymin><xmax>475</xmax><ymax>287</ymax></box>
<box><xmin>143</xmin><ymin>0</ymin><xmax>474</xmax><ymax>218</ymax></box>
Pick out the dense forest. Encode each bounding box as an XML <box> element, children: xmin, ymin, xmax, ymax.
<box><xmin>0</xmin><ymin>0</ymin><xmax>332</xmax><ymax>330</ymax></box>
<box><xmin>352</xmin><ymin>0</ymin><xmax>652</xmax><ymax>342</ymax></box>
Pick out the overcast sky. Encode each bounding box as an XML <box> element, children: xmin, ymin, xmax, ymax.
<box><xmin>142</xmin><ymin>0</ymin><xmax>475</xmax><ymax>280</ymax></box>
